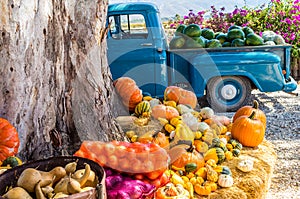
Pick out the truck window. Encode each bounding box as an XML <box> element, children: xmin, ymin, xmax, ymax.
<box><xmin>108</xmin><ymin>14</ymin><xmax>148</xmax><ymax>39</ymax></box>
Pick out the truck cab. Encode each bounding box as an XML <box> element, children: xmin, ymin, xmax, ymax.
<box><xmin>107</xmin><ymin>2</ymin><xmax>168</xmax><ymax>96</ymax></box>
<box><xmin>107</xmin><ymin>2</ymin><xmax>297</xmax><ymax>111</ymax></box>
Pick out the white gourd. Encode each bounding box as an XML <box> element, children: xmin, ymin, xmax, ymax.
<box><xmin>237</xmin><ymin>159</ymin><xmax>254</xmax><ymax>172</ymax></box>
<box><xmin>218</xmin><ymin>174</ymin><xmax>234</xmax><ymax>187</ymax></box>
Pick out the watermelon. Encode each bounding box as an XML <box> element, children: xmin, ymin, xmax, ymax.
<box><xmin>175</xmin><ymin>24</ymin><xmax>187</xmax><ymax>36</ymax></box>
<box><xmin>183</xmin><ymin>24</ymin><xmax>201</xmax><ymax>37</ymax></box>
<box><xmin>227</xmin><ymin>29</ymin><xmax>245</xmax><ymax>41</ymax></box>
<box><xmin>245</xmin><ymin>33</ymin><xmax>264</xmax><ymax>46</ymax></box>
<box><xmin>216</xmin><ymin>33</ymin><xmax>227</xmax><ymax>44</ymax></box>
<box><xmin>231</xmin><ymin>38</ymin><xmax>245</xmax><ymax>47</ymax></box>
<box><xmin>242</xmin><ymin>26</ymin><xmax>254</xmax><ymax>36</ymax></box>
<box><xmin>228</xmin><ymin>25</ymin><xmax>242</xmax><ymax>31</ymax></box>
<box><xmin>201</xmin><ymin>28</ymin><xmax>215</xmax><ymax>40</ymax></box>
<box><xmin>185</xmin><ymin>36</ymin><xmax>205</xmax><ymax>48</ymax></box>
<box><xmin>206</xmin><ymin>39</ymin><xmax>222</xmax><ymax>48</ymax></box>
<box><xmin>222</xmin><ymin>41</ymin><xmax>231</xmax><ymax>47</ymax></box>
<box><xmin>169</xmin><ymin>36</ymin><xmax>186</xmax><ymax>49</ymax></box>
<box><xmin>214</xmin><ymin>32</ymin><xmax>223</xmax><ymax>38</ymax></box>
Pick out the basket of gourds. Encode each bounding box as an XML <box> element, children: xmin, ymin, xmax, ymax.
<box><xmin>0</xmin><ymin>156</ymin><xmax>106</xmax><ymax>199</ymax></box>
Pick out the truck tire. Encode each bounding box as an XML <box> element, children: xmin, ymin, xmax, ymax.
<box><xmin>206</xmin><ymin>76</ymin><xmax>251</xmax><ymax>112</ymax></box>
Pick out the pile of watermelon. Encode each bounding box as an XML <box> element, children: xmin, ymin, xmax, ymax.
<box><xmin>169</xmin><ymin>24</ymin><xmax>286</xmax><ymax>49</ymax></box>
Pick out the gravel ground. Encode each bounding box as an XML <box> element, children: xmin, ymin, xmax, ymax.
<box><xmin>252</xmin><ymin>84</ymin><xmax>300</xmax><ymax>199</ymax></box>
<box><xmin>216</xmin><ymin>83</ymin><xmax>300</xmax><ymax>199</ymax></box>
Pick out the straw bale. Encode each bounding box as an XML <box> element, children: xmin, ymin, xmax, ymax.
<box><xmin>196</xmin><ymin>140</ymin><xmax>277</xmax><ymax>199</ymax></box>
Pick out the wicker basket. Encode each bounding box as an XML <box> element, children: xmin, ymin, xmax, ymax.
<box><xmin>0</xmin><ymin>156</ymin><xmax>106</xmax><ymax>199</ymax></box>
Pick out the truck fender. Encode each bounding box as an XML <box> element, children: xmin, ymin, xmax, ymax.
<box><xmin>205</xmin><ymin>71</ymin><xmax>263</xmax><ymax>91</ymax></box>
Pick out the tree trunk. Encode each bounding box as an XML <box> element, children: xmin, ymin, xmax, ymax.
<box><xmin>0</xmin><ymin>0</ymin><xmax>123</xmax><ymax>161</ymax></box>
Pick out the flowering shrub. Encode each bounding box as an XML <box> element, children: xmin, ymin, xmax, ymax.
<box><xmin>166</xmin><ymin>0</ymin><xmax>300</xmax><ymax>58</ymax></box>
<box><xmin>228</xmin><ymin>0</ymin><xmax>300</xmax><ymax>58</ymax></box>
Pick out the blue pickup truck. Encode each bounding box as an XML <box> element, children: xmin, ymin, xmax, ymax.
<box><xmin>106</xmin><ymin>2</ymin><xmax>297</xmax><ymax>111</ymax></box>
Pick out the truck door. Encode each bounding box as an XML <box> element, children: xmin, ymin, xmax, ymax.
<box><xmin>107</xmin><ymin>13</ymin><xmax>160</xmax><ymax>96</ymax></box>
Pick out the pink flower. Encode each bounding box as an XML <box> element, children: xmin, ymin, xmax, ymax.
<box><xmin>285</xmin><ymin>18</ymin><xmax>292</xmax><ymax>25</ymax></box>
<box><xmin>289</xmin><ymin>33</ymin><xmax>296</xmax><ymax>41</ymax></box>
<box><xmin>232</xmin><ymin>8</ymin><xmax>239</xmax><ymax>15</ymax></box>
<box><xmin>292</xmin><ymin>14</ymin><xmax>300</xmax><ymax>22</ymax></box>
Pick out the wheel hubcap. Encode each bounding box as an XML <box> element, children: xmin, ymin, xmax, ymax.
<box><xmin>221</xmin><ymin>85</ymin><xmax>237</xmax><ymax>100</ymax></box>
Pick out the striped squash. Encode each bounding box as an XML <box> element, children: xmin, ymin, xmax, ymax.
<box><xmin>204</xmin><ymin>147</ymin><xmax>225</xmax><ymax>164</ymax></box>
<box><xmin>134</xmin><ymin>101</ymin><xmax>151</xmax><ymax>117</ymax></box>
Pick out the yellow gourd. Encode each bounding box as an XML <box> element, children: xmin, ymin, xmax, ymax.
<box><xmin>225</xmin><ymin>151</ymin><xmax>233</xmax><ymax>160</ymax></box>
<box><xmin>194</xmin><ymin>167</ymin><xmax>207</xmax><ymax>179</ymax></box>
<box><xmin>206</xmin><ymin>164</ymin><xmax>219</xmax><ymax>182</ymax></box>
<box><xmin>204</xmin><ymin>181</ymin><xmax>218</xmax><ymax>192</ymax></box>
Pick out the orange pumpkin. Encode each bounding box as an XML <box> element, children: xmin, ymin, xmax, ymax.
<box><xmin>194</xmin><ymin>183</ymin><xmax>211</xmax><ymax>195</ymax></box>
<box><xmin>114</xmin><ymin>77</ymin><xmax>143</xmax><ymax>111</ymax></box>
<box><xmin>164</xmin><ymin>86</ymin><xmax>197</xmax><ymax>109</ymax></box>
<box><xmin>233</xmin><ymin>100</ymin><xmax>266</xmax><ymax>128</ymax></box>
<box><xmin>171</xmin><ymin>145</ymin><xmax>205</xmax><ymax>171</ymax></box>
<box><xmin>231</xmin><ymin>111</ymin><xmax>265</xmax><ymax>147</ymax></box>
<box><xmin>151</xmin><ymin>105</ymin><xmax>179</xmax><ymax>120</ymax></box>
<box><xmin>0</xmin><ymin>118</ymin><xmax>20</xmax><ymax>161</ymax></box>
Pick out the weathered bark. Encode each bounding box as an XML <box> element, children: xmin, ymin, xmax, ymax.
<box><xmin>0</xmin><ymin>0</ymin><xmax>123</xmax><ymax>161</ymax></box>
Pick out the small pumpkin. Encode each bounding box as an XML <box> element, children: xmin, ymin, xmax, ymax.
<box><xmin>237</xmin><ymin>159</ymin><xmax>254</xmax><ymax>172</ymax></box>
<box><xmin>194</xmin><ymin>183</ymin><xmax>211</xmax><ymax>196</ymax></box>
<box><xmin>0</xmin><ymin>118</ymin><xmax>20</xmax><ymax>162</ymax></box>
<box><xmin>231</xmin><ymin>111</ymin><xmax>265</xmax><ymax>147</ymax></box>
<box><xmin>114</xmin><ymin>77</ymin><xmax>143</xmax><ymax>111</ymax></box>
<box><xmin>164</xmin><ymin>86</ymin><xmax>198</xmax><ymax>109</ymax></box>
<box><xmin>171</xmin><ymin>145</ymin><xmax>205</xmax><ymax>171</ymax></box>
<box><xmin>152</xmin><ymin>105</ymin><xmax>180</xmax><ymax>120</ymax></box>
<box><xmin>232</xmin><ymin>100</ymin><xmax>267</xmax><ymax>128</ymax></box>
<box><xmin>218</xmin><ymin>174</ymin><xmax>234</xmax><ymax>187</ymax></box>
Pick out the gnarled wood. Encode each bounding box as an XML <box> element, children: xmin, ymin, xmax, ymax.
<box><xmin>0</xmin><ymin>0</ymin><xmax>123</xmax><ymax>161</ymax></box>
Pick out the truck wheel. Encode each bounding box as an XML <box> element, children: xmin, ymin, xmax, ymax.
<box><xmin>206</xmin><ymin>76</ymin><xmax>251</xmax><ymax>112</ymax></box>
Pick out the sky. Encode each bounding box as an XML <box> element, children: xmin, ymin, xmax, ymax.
<box><xmin>108</xmin><ymin>0</ymin><xmax>271</xmax><ymax>18</ymax></box>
